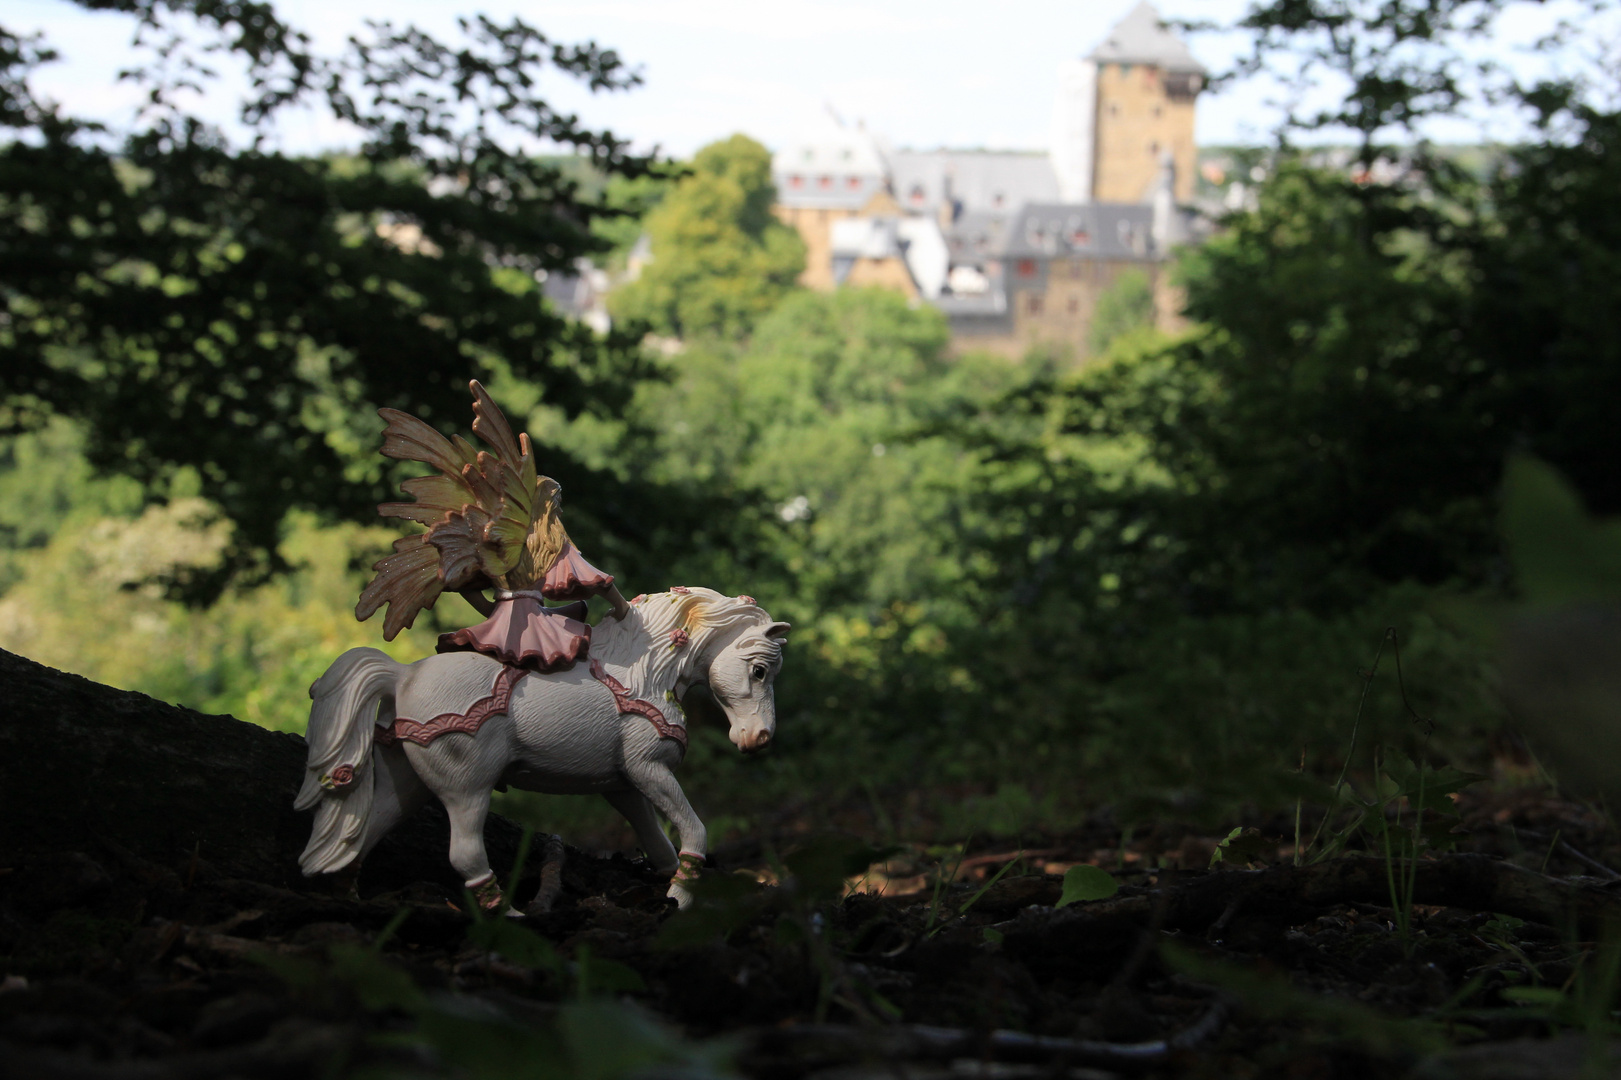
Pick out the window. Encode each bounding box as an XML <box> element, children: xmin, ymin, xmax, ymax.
<box><xmin>817</xmin><ymin>175</ymin><xmax>833</xmax><ymax>189</ymax></box>
<box><xmin>1066</xmin><ymin>295</ymin><xmax>1080</xmax><ymax>315</ymax></box>
<box><xmin>992</xmin><ymin>191</ymin><xmax>1005</xmax><ymax>208</ymax></box>
<box><xmin>789</xmin><ymin>175</ymin><xmax>804</xmax><ymax>189</ymax></box>
<box><xmin>1153</xmin><ymin>105</ymin><xmax>1163</xmax><ymax>119</ymax></box>
<box><xmin>847</xmin><ymin>176</ymin><xmax>862</xmax><ymax>190</ymax></box>
<box><xmin>1027</xmin><ymin>294</ymin><xmax>1044</xmax><ymax>315</ymax></box>
<box><xmin>1016</xmin><ymin>259</ymin><xmax>1036</xmax><ymax>278</ymax></box>
<box><xmin>1149</xmin><ymin>141</ymin><xmax>1160</xmax><ymax>155</ymax></box>
<box><xmin>909</xmin><ymin>184</ymin><xmax>926</xmax><ymax>204</ymax></box>
<box><xmin>1109</xmin><ymin>102</ymin><xmax>1121</xmax><ymax>118</ymax></box>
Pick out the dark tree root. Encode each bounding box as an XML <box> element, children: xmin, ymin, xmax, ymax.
<box><xmin>525</xmin><ymin>833</ymin><xmax>567</xmax><ymax>915</ymax></box>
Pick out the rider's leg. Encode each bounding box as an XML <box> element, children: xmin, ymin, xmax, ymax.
<box><xmin>622</xmin><ymin>758</ymin><xmax>706</xmax><ymax>907</ymax></box>
<box><xmin>603</xmin><ymin>788</ymin><xmax>679</xmax><ymax>874</ymax></box>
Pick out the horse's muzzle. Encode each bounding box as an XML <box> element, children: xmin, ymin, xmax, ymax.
<box><xmin>737</xmin><ymin>729</ymin><xmax>772</xmax><ymax>753</ymax></box>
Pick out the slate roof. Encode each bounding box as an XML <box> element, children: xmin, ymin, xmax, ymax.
<box><xmin>773</xmin><ymin>127</ymin><xmax>889</xmax><ymax>210</ymax></box>
<box><xmin>889</xmin><ymin>151</ymin><xmax>1059</xmax><ymax>216</ymax></box>
<box><xmin>1000</xmin><ymin>203</ymin><xmax>1158</xmax><ymax>260</ymax></box>
<box><xmin>1089</xmin><ymin>1</ymin><xmax>1205</xmax><ymax>73</ymax></box>
<box><xmin>943</xmin><ymin>211</ymin><xmax>1011</xmax><ymax>265</ymax></box>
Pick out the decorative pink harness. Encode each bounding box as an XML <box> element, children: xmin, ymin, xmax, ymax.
<box><xmin>376</xmin><ymin>664</ymin><xmax>529</xmax><ymax>747</ymax></box>
<box><xmin>590</xmin><ymin>660</ymin><xmax>688</xmax><ymax>752</ymax></box>
<box><xmin>371</xmin><ymin>661</ymin><xmax>686</xmax><ymax>752</ymax></box>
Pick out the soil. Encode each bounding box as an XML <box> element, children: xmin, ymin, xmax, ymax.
<box><xmin>5</xmin><ymin>785</ymin><xmax>1621</xmax><ymax>1080</ymax></box>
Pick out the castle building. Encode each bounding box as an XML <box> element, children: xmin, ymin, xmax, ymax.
<box><xmin>771</xmin><ymin>1</ymin><xmax>1204</xmax><ymax>361</ymax></box>
<box><xmin>1052</xmin><ymin>0</ymin><xmax>1204</xmax><ymax>203</ymax></box>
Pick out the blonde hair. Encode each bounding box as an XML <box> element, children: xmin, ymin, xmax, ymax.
<box><xmin>498</xmin><ymin>478</ymin><xmax>569</xmax><ymax>591</ymax></box>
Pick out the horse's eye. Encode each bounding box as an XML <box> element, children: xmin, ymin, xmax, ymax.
<box><xmin>751</xmin><ymin>665</ymin><xmax>767</xmax><ymax>681</ymax></box>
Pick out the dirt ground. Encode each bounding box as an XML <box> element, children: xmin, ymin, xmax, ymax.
<box><xmin>5</xmin><ymin>784</ymin><xmax>1621</xmax><ymax>1080</ymax></box>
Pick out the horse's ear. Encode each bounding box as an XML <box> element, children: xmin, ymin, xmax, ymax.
<box><xmin>764</xmin><ymin>621</ymin><xmax>791</xmax><ymax>640</ymax></box>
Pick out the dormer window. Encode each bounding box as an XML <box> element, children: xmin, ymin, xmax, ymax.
<box><xmin>847</xmin><ymin>176</ymin><xmax>862</xmax><ymax>190</ymax></box>
<box><xmin>817</xmin><ymin>175</ymin><xmax>833</xmax><ymax>190</ymax></box>
<box><xmin>909</xmin><ymin>184</ymin><xmax>926</xmax><ymax>204</ymax></box>
<box><xmin>789</xmin><ymin>175</ymin><xmax>804</xmax><ymax>188</ymax></box>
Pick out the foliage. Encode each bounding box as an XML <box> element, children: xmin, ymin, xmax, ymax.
<box><xmin>260</xmin><ymin>932</ymin><xmax>731</xmax><ymax>1079</ymax></box>
<box><xmin>609</xmin><ymin>134</ymin><xmax>805</xmax><ymax>341</ymax></box>
<box><xmin>0</xmin><ymin>423</ymin><xmax>451</xmax><ymax>729</ymax></box>
<box><xmin>0</xmin><ymin>1</ymin><xmax>664</xmax><ymax>589</ymax></box>
<box><xmin>1087</xmin><ymin>268</ymin><xmax>1156</xmax><ymax>357</ymax></box>
<box><xmin>1230</xmin><ymin>0</ymin><xmax>1611</xmax><ymax>152</ymax></box>
<box><xmin>1055</xmin><ymin>864</ymin><xmax>1119</xmax><ymax>907</ymax></box>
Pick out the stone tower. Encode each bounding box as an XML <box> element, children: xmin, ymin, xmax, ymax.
<box><xmin>1051</xmin><ymin>1</ymin><xmax>1204</xmax><ymax>204</ymax></box>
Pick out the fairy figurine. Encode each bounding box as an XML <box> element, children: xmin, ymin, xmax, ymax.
<box><xmin>355</xmin><ymin>380</ymin><xmax>628</xmax><ymax>672</ymax></box>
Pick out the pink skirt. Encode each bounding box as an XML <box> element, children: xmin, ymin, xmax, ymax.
<box><xmin>437</xmin><ymin>597</ymin><xmax>591</xmax><ymax>673</ymax></box>
<box><xmin>542</xmin><ymin>542</ymin><xmax>614</xmax><ymax>601</ymax></box>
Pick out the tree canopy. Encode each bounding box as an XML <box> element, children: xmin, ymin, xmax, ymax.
<box><xmin>609</xmin><ymin>134</ymin><xmax>805</xmax><ymax>341</ymax></box>
<box><xmin>0</xmin><ymin>1</ymin><xmax>661</xmax><ymax>591</ymax></box>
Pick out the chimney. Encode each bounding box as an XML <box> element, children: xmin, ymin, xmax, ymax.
<box><xmin>1150</xmin><ymin>150</ymin><xmax>1188</xmax><ymax>252</ymax></box>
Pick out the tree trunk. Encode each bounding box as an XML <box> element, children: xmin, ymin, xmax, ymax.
<box><xmin>0</xmin><ymin>648</ymin><xmax>522</xmax><ymax>891</ymax></box>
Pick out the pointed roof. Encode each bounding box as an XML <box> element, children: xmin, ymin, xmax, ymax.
<box><xmin>1088</xmin><ymin>1</ymin><xmax>1204</xmax><ymax>73</ymax></box>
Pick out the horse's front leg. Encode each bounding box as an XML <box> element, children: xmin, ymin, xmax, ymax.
<box><xmin>603</xmin><ymin>789</ymin><xmax>679</xmax><ymax>875</ymax></box>
<box><xmin>622</xmin><ymin>756</ymin><xmax>705</xmax><ymax>908</ymax></box>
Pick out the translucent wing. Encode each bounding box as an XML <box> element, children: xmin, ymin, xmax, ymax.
<box><xmin>356</xmin><ymin>380</ymin><xmax>543</xmax><ymax>639</ymax></box>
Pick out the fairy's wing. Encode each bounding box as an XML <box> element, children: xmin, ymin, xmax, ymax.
<box><xmin>355</xmin><ymin>380</ymin><xmax>539</xmax><ymax>640</ymax></box>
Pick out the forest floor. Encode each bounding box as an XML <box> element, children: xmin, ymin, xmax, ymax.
<box><xmin>5</xmin><ymin>783</ymin><xmax>1621</xmax><ymax>1080</ymax></box>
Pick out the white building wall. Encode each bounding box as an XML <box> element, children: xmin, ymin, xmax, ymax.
<box><xmin>1050</xmin><ymin>57</ymin><xmax>1098</xmax><ymax>204</ymax></box>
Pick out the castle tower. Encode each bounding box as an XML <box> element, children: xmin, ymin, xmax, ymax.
<box><xmin>1051</xmin><ymin>1</ymin><xmax>1204</xmax><ymax>204</ymax></box>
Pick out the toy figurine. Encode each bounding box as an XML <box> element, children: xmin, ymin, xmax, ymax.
<box><xmin>295</xmin><ymin>381</ymin><xmax>788</xmax><ymax>910</ymax></box>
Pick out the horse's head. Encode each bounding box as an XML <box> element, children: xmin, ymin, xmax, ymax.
<box><xmin>705</xmin><ymin>619</ymin><xmax>790</xmax><ymax>753</ymax></box>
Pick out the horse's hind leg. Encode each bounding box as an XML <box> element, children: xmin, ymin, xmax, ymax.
<box><xmin>358</xmin><ymin>743</ymin><xmax>431</xmax><ymax>860</ymax></box>
<box><xmin>403</xmin><ymin>719</ymin><xmax>513</xmax><ymax>910</ymax></box>
<box><xmin>603</xmin><ymin>789</ymin><xmax>678</xmax><ymax>875</ymax></box>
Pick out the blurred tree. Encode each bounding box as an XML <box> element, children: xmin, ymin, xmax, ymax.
<box><xmin>0</xmin><ymin>2</ymin><xmax>667</xmax><ymax>594</ymax></box>
<box><xmin>609</xmin><ymin>134</ymin><xmax>805</xmax><ymax>341</ymax></box>
<box><xmin>1087</xmin><ymin>269</ymin><xmax>1156</xmax><ymax>357</ymax></box>
<box><xmin>1231</xmin><ymin>0</ymin><xmax>1611</xmax><ymax>155</ymax></box>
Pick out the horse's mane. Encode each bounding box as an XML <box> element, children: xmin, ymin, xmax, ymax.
<box><xmin>590</xmin><ymin>588</ymin><xmax>779</xmax><ymax>694</ymax></box>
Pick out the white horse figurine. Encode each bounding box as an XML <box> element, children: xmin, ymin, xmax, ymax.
<box><xmin>294</xmin><ymin>587</ymin><xmax>788</xmax><ymax>909</ymax></box>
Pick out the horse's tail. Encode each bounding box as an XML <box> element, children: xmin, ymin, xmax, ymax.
<box><xmin>295</xmin><ymin>647</ymin><xmax>406</xmax><ymax>876</ymax></box>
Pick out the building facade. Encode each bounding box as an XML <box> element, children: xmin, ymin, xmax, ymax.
<box><xmin>771</xmin><ymin>1</ymin><xmax>1203</xmax><ymax>362</ymax></box>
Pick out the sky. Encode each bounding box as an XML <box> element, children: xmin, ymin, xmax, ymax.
<box><xmin>7</xmin><ymin>0</ymin><xmax>1612</xmax><ymax>158</ymax></box>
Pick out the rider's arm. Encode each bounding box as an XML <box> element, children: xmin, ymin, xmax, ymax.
<box><xmin>460</xmin><ymin>587</ymin><xmax>496</xmax><ymax>617</ymax></box>
<box><xmin>602</xmin><ymin>583</ymin><xmax>631</xmax><ymax>621</ymax></box>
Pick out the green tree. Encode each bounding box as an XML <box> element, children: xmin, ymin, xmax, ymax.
<box><xmin>1087</xmin><ymin>268</ymin><xmax>1156</xmax><ymax>356</ymax></box>
<box><xmin>610</xmin><ymin>134</ymin><xmax>805</xmax><ymax>340</ymax></box>
<box><xmin>0</xmin><ymin>2</ymin><xmax>668</xmax><ymax>591</ymax></box>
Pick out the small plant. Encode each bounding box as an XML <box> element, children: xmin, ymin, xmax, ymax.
<box><xmin>1056</xmin><ymin>864</ymin><xmax>1119</xmax><ymax>907</ymax></box>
